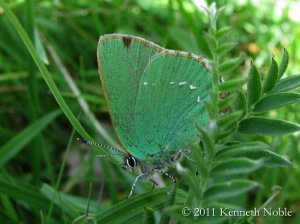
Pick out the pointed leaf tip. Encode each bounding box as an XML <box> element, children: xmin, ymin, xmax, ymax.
<box><xmin>263</xmin><ymin>57</ymin><xmax>278</xmax><ymax>93</ymax></box>
<box><xmin>278</xmin><ymin>48</ymin><xmax>289</xmax><ymax>79</ymax></box>
<box><xmin>247</xmin><ymin>62</ymin><xmax>261</xmax><ymax>107</ymax></box>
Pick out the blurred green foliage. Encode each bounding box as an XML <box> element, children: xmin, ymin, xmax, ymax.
<box><xmin>0</xmin><ymin>0</ymin><xmax>299</xmax><ymax>223</ymax></box>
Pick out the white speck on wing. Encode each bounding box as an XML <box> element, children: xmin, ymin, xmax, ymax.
<box><xmin>197</xmin><ymin>96</ymin><xmax>201</xmax><ymax>103</ymax></box>
<box><xmin>143</xmin><ymin>82</ymin><xmax>148</xmax><ymax>85</ymax></box>
<box><xmin>189</xmin><ymin>85</ymin><xmax>197</xmax><ymax>90</ymax></box>
<box><xmin>169</xmin><ymin>81</ymin><xmax>175</xmax><ymax>85</ymax></box>
<box><xmin>179</xmin><ymin>81</ymin><xmax>187</xmax><ymax>85</ymax></box>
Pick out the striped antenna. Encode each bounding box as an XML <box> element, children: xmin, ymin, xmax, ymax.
<box><xmin>127</xmin><ymin>174</ymin><xmax>145</xmax><ymax>198</ymax></box>
<box><xmin>96</xmin><ymin>152</ymin><xmax>123</xmax><ymax>158</ymax></box>
<box><xmin>77</xmin><ymin>138</ymin><xmax>127</xmax><ymax>157</ymax></box>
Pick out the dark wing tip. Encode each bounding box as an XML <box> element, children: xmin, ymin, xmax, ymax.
<box><xmin>122</xmin><ymin>36</ymin><xmax>133</xmax><ymax>48</ymax></box>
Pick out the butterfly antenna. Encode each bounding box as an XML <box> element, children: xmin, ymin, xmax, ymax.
<box><xmin>96</xmin><ymin>152</ymin><xmax>123</xmax><ymax>158</ymax></box>
<box><xmin>77</xmin><ymin>138</ymin><xmax>127</xmax><ymax>157</ymax></box>
<box><xmin>127</xmin><ymin>174</ymin><xmax>145</xmax><ymax>199</ymax></box>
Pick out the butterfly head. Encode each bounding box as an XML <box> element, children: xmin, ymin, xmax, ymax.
<box><xmin>122</xmin><ymin>154</ymin><xmax>154</xmax><ymax>174</ymax></box>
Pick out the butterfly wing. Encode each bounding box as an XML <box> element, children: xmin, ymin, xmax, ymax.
<box><xmin>97</xmin><ymin>34</ymin><xmax>163</xmax><ymax>158</ymax></box>
<box><xmin>134</xmin><ymin>51</ymin><xmax>212</xmax><ymax>160</ymax></box>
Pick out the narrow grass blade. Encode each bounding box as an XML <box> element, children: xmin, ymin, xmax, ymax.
<box><xmin>159</xmin><ymin>183</ymin><xmax>177</xmax><ymax>224</ymax></box>
<box><xmin>0</xmin><ymin>0</ymin><xmax>98</xmax><ymax>152</ymax></box>
<box><xmin>95</xmin><ymin>188</ymin><xmax>186</xmax><ymax>223</ymax></box>
<box><xmin>0</xmin><ymin>177</ymin><xmax>51</xmax><ymax>210</ymax></box>
<box><xmin>0</xmin><ymin>110</ymin><xmax>61</xmax><ymax>167</ymax></box>
<box><xmin>143</xmin><ymin>207</ymin><xmax>156</xmax><ymax>224</ymax></box>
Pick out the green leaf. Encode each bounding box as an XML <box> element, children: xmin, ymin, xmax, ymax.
<box><xmin>232</xmin><ymin>89</ymin><xmax>247</xmax><ymax>111</ymax></box>
<box><xmin>216</xmin><ymin>142</ymin><xmax>270</xmax><ymax>157</ymax></box>
<box><xmin>270</xmin><ymin>75</ymin><xmax>300</xmax><ymax>93</ymax></box>
<box><xmin>94</xmin><ymin>188</ymin><xmax>186</xmax><ymax>223</ymax></box>
<box><xmin>180</xmin><ymin>169</ymin><xmax>202</xmax><ymax>199</ymax></box>
<box><xmin>219</xmin><ymin>78</ymin><xmax>246</xmax><ymax>92</ymax></box>
<box><xmin>159</xmin><ymin>183</ymin><xmax>177</xmax><ymax>224</ymax></box>
<box><xmin>247</xmin><ymin>62</ymin><xmax>261</xmax><ymax>106</ymax></box>
<box><xmin>262</xmin><ymin>57</ymin><xmax>278</xmax><ymax>93</ymax></box>
<box><xmin>0</xmin><ymin>177</ymin><xmax>51</xmax><ymax>211</ymax></box>
<box><xmin>34</xmin><ymin>28</ymin><xmax>49</xmax><ymax>64</ymax></box>
<box><xmin>40</xmin><ymin>184</ymin><xmax>84</xmax><ymax>218</ymax></box>
<box><xmin>0</xmin><ymin>110</ymin><xmax>61</xmax><ymax>167</ymax></box>
<box><xmin>205</xmin><ymin>100</ymin><xmax>218</xmax><ymax>119</ymax></box>
<box><xmin>205</xmin><ymin>32</ymin><xmax>218</xmax><ymax>52</ymax></box>
<box><xmin>217</xmin><ymin>111</ymin><xmax>243</xmax><ymax>128</ymax></box>
<box><xmin>211</xmin><ymin>158</ymin><xmax>264</xmax><ymax>176</ymax></box>
<box><xmin>144</xmin><ymin>207</ymin><xmax>156</xmax><ymax>224</ymax></box>
<box><xmin>218</xmin><ymin>94</ymin><xmax>234</xmax><ymax>110</ymax></box>
<box><xmin>215</xmin><ymin>142</ymin><xmax>292</xmax><ymax>167</ymax></box>
<box><xmin>216</xmin><ymin>26</ymin><xmax>232</xmax><ymax>39</ymax></box>
<box><xmin>204</xmin><ymin>179</ymin><xmax>259</xmax><ymax>201</ymax></box>
<box><xmin>238</xmin><ymin>117</ymin><xmax>300</xmax><ymax>135</ymax></box>
<box><xmin>218</xmin><ymin>53</ymin><xmax>245</xmax><ymax>74</ymax></box>
<box><xmin>197</xmin><ymin>127</ymin><xmax>215</xmax><ymax>159</ymax></box>
<box><xmin>191</xmin><ymin>145</ymin><xmax>208</xmax><ymax>179</ymax></box>
<box><xmin>216</xmin><ymin>42</ymin><xmax>235</xmax><ymax>56</ymax></box>
<box><xmin>278</xmin><ymin>48</ymin><xmax>289</xmax><ymax>79</ymax></box>
<box><xmin>217</xmin><ymin>124</ymin><xmax>237</xmax><ymax>141</ymax></box>
<box><xmin>254</xmin><ymin>92</ymin><xmax>300</xmax><ymax>112</ymax></box>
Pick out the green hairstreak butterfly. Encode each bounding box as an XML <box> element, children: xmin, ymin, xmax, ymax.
<box><xmin>79</xmin><ymin>34</ymin><xmax>212</xmax><ymax>197</ymax></box>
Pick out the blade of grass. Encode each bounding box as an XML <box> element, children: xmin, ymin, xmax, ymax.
<box><xmin>0</xmin><ymin>194</ymin><xmax>19</xmax><ymax>222</ymax></box>
<box><xmin>0</xmin><ymin>110</ymin><xmax>61</xmax><ymax>167</ymax></box>
<box><xmin>25</xmin><ymin>0</ymin><xmax>42</xmax><ymax>184</ymax></box>
<box><xmin>95</xmin><ymin>188</ymin><xmax>186</xmax><ymax>223</ymax></box>
<box><xmin>46</xmin><ymin>126</ymin><xmax>76</xmax><ymax>223</ymax></box>
<box><xmin>43</xmin><ymin>38</ymin><xmax>118</xmax><ymax>148</ymax></box>
<box><xmin>0</xmin><ymin>0</ymin><xmax>108</xmax><ymax>156</ymax></box>
<box><xmin>0</xmin><ymin>175</ymin><xmax>53</xmax><ymax>211</ymax></box>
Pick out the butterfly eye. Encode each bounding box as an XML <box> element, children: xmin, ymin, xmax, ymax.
<box><xmin>126</xmin><ymin>156</ymin><xmax>136</xmax><ymax>168</ymax></box>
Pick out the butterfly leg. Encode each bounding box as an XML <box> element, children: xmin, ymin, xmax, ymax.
<box><xmin>127</xmin><ymin>174</ymin><xmax>146</xmax><ymax>199</ymax></box>
<box><xmin>183</xmin><ymin>154</ymin><xmax>196</xmax><ymax>163</ymax></box>
<box><xmin>171</xmin><ymin>150</ymin><xmax>182</xmax><ymax>162</ymax></box>
<box><xmin>150</xmin><ymin>179</ymin><xmax>159</xmax><ymax>189</ymax></box>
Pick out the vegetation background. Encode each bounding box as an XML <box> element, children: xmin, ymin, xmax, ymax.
<box><xmin>0</xmin><ymin>0</ymin><xmax>299</xmax><ymax>223</ymax></box>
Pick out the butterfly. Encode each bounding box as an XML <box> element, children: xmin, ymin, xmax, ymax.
<box><xmin>79</xmin><ymin>34</ymin><xmax>212</xmax><ymax>197</ymax></box>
